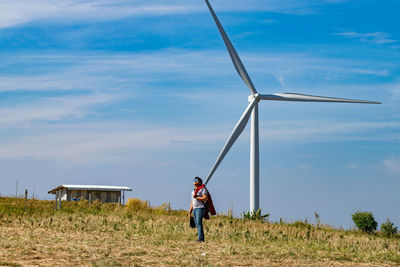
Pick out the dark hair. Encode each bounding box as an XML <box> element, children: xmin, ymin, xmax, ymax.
<box><xmin>195</xmin><ymin>176</ymin><xmax>203</xmax><ymax>184</ymax></box>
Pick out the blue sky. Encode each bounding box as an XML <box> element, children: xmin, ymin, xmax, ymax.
<box><xmin>0</xmin><ymin>0</ymin><xmax>399</xmax><ymax>228</ymax></box>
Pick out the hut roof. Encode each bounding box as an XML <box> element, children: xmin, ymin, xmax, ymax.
<box><xmin>48</xmin><ymin>185</ymin><xmax>132</xmax><ymax>194</ymax></box>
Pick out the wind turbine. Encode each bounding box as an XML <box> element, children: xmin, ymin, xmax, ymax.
<box><xmin>202</xmin><ymin>0</ymin><xmax>381</xmax><ymax>212</ymax></box>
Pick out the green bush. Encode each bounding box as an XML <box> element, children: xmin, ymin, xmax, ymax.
<box><xmin>241</xmin><ymin>209</ymin><xmax>269</xmax><ymax>221</ymax></box>
<box><xmin>352</xmin><ymin>211</ymin><xmax>377</xmax><ymax>234</ymax></box>
<box><xmin>381</xmin><ymin>218</ymin><xmax>398</xmax><ymax>237</ymax></box>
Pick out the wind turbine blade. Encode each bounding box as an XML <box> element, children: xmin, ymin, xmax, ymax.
<box><xmin>204</xmin><ymin>98</ymin><xmax>257</xmax><ymax>185</ymax></box>
<box><xmin>259</xmin><ymin>93</ymin><xmax>381</xmax><ymax>104</ymax></box>
<box><xmin>205</xmin><ymin>0</ymin><xmax>257</xmax><ymax>95</ymax></box>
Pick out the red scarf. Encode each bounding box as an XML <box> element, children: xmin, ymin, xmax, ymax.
<box><xmin>194</xmin><ymin>184</ymin><xmax>205</xmax><ymax>196</ymax></box>
<box><xmin>194</xmin><ymin>184</ymin><xmax>216</xmax><ymax>219</ymax></box>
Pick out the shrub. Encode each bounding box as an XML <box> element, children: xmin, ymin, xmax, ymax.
<box><xmin>381</xmin><ymin>218</ymin><xmax>398</xmax><ymax>237</ymax></box>
<box><xmin>242</xmin><ymin>209</ymin><xmax>269</xmax><ymax>221</ymax></box>
<box><xmin>352</xmin><ymin>211</ymin><xmax>377</xmax><ymax>234</ymax></box>
<box><xmin>153</xmin><ymin>202</ymin><xmax>172</xmax><ymax>215</ymax></box>
<box><xmin>292</xmin><ymin>220</ymin><xmax>310</xmax><ymax>228</ymax></box>
<box><xmin>126</xmin><ymin>198</ymin><xmax>149</xmax><ymax>212</ymax></box>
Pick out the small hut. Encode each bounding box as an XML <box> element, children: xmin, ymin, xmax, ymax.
<box><xmin>48</xmin><ymin>185</ymin><xmax>132</xmax><ymax>205</ymax></box>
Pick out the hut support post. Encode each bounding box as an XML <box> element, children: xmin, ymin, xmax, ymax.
<box><xmin>55</xmin><ymin>191</ymin><xmax>58</xmax><ymax>210</ymax></box>
<box><xmin>58</xmin><ymin>190</ymin><xmax>62</xmax><ymax>210</ymax></box>
<box><xmin>24</xmin><ymin>189</ymin><xmax>28</xmax><ymax>212</ymax></box>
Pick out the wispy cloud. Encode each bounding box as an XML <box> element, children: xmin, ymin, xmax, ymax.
<box><xmin>346</xmin><ymin>163</ymin><xmax>359</xmax><ymax>169</ymax></box>
<box><xmin>0</xmin><ymin>93</ymin><xmax>120</xmax><ymax>126</ymax></box>
<box><xmin>0</xmin><ymin>118</ymin><xmax>397</xmax><ymax>163</ymax></box>
<box><xmin>0</xmin><ymin>0</ymin><xmax>351</xmax><ymax>29</ymax></box>
<box><xmin>391</xmin><ymin>83</ymin><xmax>400</xmax><ymax>100</ymax></box>
<box><xmin>0</xmin><ymin>1</ymin><xmax>199</xmax><ymax>29</ymax></box>
<box><xmin>0</xmin><ymin>51</ymin><xmax>392</xmax><ymax>94</ymax></box>
<box><xmin>259</xmin><ymin>120</ymin><xmax>400</xmax><ymax>143</ymax></box>
<box><xmin>383</xmin><ymin>156</ymin><xmax>400</xmax><ymax>176</ymax></box>
<box><xmin>262</xmin><ymin>19</ymin><xmax>277</xmax><ymax>24</ymax></box>
<box><xmin>0</xmin><ymin>121</ymin><xmax>228</xmax><ymax>162</ymax></box>
<box><xmin>0</xmin><ymin>50</ymin><xmax>395</xmax><ymax>164</ymax></box>
<box><xmin>334</xmin><ymin>31</ymin><xmax>397</xmax><ymax>45</ymax></box>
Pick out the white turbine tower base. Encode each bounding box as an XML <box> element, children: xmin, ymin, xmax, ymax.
<box><xmin>250</xmin><ymin>100</ymin><xmax>260</xmax><ymax>212</ymax></box>
<box><xmin>202</xmin><ymin>0</ymin><xmax>381</xmax><ymax>212</ymax></box>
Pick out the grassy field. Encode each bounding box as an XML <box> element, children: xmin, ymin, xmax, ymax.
<box><xmin>0</xmin><ymin>197</ymin><xmax>399</xmax><ymax>266</ymax></box>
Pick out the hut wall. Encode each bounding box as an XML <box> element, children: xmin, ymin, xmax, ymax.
<box><xmin>53</xmin><ymin>188</ymin><xmax>124</xmax><ymax>203</ymax></box>
<box><xmin>60</xmin><ymin>189</ymin><xmax>68</xmax><ymax>201</ymax></box>
<box><xmin>101</xmin><ymin>192</ymin><xmax>107</xmax><ymax>203</ymax></box>
<box><xmin>69</xmin><ymin>190</ymin><xmax>82</xmax><ymax>200</ymax></box>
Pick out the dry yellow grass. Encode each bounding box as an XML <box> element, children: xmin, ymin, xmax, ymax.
<box><xmin>0</xmin><ymin>197</ymin><xmax>399</xmax><ymax>266</ymax></box>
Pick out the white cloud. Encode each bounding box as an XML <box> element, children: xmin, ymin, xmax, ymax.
<box><xmin>335</xmin><ymin>32</ymin><xmax>397</xmax><ymax>45</ymax></box>
<box><xmin>0</xmin><ymin>1</ymin><xmax>199</xmax><ymax>29</ymax></box>
<box><xmin>347</xmin><ymin>163</ymin><xmax>359</xmax><ymax>169</ymax></box>
<box><xmin>0</xmin><ymin>50</ymin><xmax>396</xmax><ymax>164</ymax></box>
<box><xmin>0</xmin><ymin>93</ymin><xmax>120</xmax><ymax>126</ymax></box>
<box><xmin>0</xmin><ymin>51</ymin><xmax>392</xmax><ymax>95</ymax></box>
<box><xmin>0</xmin><ymin>121</ymin><xmax>227</xmax><ymax>162</ymax></box>
<box><xmin>0</xmin><ymin>118</ymin><xmax>397</xmax><ymax>163</ymax></box>
<box><xmin>0</xmin><ymin>52</ymin><xmax>236</xmax><ymax>93</ymax></box>
<box><xmin>0</xmin><ymin>0</ymin><xmax>350</xmax><ymax>29</ymax></box>
<box><xmin>262</xmin><ymin>19</ymin><xmax>277</xmax><ymax>24</ymax></box>
<box><xmin>391</xmin><ymin>83</ymin><xmax>400</xmax><ymax>100</ymax></box>
<box><xmin>299</xmin><ymin>165</ymin><xmax>311</xmax><ymax>171</ymax></box>
<box><xmin>259</xmin><ymin>120</ymin><xmax>400</xmax><ymax>143</ymax></box>
<box><xmin>383</xmin><ymin>156</ymin><xmax>400</xmax><ymax>176</ymax></box>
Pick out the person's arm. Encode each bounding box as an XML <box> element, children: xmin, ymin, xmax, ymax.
<box><xmin>194</xmin><ymin>194</ymin><xmax>208</xmax><ymax>202</ymax></box>
<box><xmin>189</xmin><ymin>199</ymin><xmax>193</xmax><ymax>217</ymax></box>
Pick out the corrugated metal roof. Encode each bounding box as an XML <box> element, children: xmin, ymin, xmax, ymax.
<box><xmin>48</xmin><ymin>185</ymin><xmax>132</xmax><ymax>194</ymax></box>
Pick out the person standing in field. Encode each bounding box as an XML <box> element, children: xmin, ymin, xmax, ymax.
<box><xmin>189</xmin><ymin>177</ymin><xmax>208</xmax><ymax>242</ymax></box>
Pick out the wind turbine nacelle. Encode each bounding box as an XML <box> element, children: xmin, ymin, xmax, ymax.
<box><xmin>248</xmin><ymin>93</ymin><xmax>260</xmax><ymax>103</ymax></box>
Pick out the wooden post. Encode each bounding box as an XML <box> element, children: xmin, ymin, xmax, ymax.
<box><xmin>118</xmin><ymin>197</ymin><xmax>120</xmax><ymax>207</ymax></box>
<box><xmin>59</xmin><ymin>190</ymin><xmax>62</xmax><ymax>210</ymax></box>
<box><xmin>55</xmin><ymin>191</ymin><xmax>58</xmax><ymax>210</ymax></box>
<box><xmin>24</xmin><ymin>189</ymin><xmax>28</xmax><ymax>212</ymax></box>
<box><xmin>123</xmin><ymin>191</ymin><xmax>125</xmax><ymax>205</ymax></box>
<box><xmin>89</xmin><ymin>193</ymin><xmax>92</xmax><ymax>208</ymax></box>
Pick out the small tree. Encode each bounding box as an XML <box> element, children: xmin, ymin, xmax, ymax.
<box><xmin>381</xmin><ymin>218</ymin><xmax>398</xmax><ymax>237</ymax></box>
<box><xmin>352</xmin><ymin>211</ymin><xmax>377</xmax><ymax>234</ymax></box>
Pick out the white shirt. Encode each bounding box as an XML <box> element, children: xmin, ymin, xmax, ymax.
<box><xmin>192</xmin><ymin>187</ymin><xmax>208</xmax><ymax>209</ymax></box>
